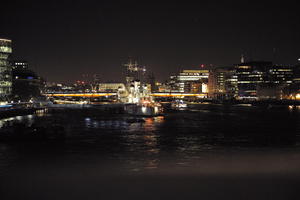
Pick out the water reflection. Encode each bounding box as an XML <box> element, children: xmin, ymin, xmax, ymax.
<box><xmin>1</xmin><ymin>106</ymin><xmax>300</xmax><ymax>175</ymax></box>
<box><xmin>0</xmin><ymin>115</ymin><xmax>36</xmax><ymax>128</ymax></box>
<box><xmin>0</xmin><ymin>117</ymin><xmax>15</xmax><ymax>128</ymax></box>
<box><xmin>84</xmin><ymin>118</ymin><xmax>131</xmax><ymax>130</ymax></box>
<box><xmin>288</xmin><ymin>105</ymin><xmax>300</xmax><ymax>111</ymax></box>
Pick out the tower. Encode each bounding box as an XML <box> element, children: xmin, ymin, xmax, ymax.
<box><xmin>124</xmin><ymin>58</ymin><xmax>147</xmax><ymax>84</ymax></box>
<box><xmin>124</xmin><ymin>58</ymin><xmax>139</xmax><ymax>84</ymax></box>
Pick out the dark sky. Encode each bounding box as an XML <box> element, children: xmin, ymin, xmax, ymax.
<box><xmin>1</xmin><ymin>1</ymin><xmax>299</xmax><ymax>83</ymax></box>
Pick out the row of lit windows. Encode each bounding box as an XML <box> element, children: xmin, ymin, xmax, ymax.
<box><xmin>0</xmin><ymin>46</ymin><xmax>12</xmax><ymax>54</ymax></box>
<box><xmin>15</xmin><ymin>62</ymin><xmax>26</xmax><ymax>65</ymax></box>
<box><xmin>0</xmin><ymin>81</ymin><xmax>12</xmax><ymax>87</ymax></box>
<box><xmin>238</xmin><ymin>81</ymin><xmax>264</xmax><ymax>84</ymax></box>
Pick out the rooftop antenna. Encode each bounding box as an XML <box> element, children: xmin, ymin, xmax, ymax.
<box><xmin>241</xmin><ymin>54</ymin><xmax>245</xmax><ymax>63</ymax></box>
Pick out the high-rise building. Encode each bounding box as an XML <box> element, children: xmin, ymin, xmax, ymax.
<box><xmin>169</xmin><ymin>69</ymin><xmax>209</xmax><ymax>93</ymax></box>
<box><xmin>12</xmin><ymin>61</ymin><xmax>44</xmax><ymax>102</ymax></box>
<box><xmin>278</xmin><ymin>64</ymin><xmax>300</xmax><ymax>99</ymax></box>
<box><xmin>258</xmin><ymin>65</ymin><xmax>294</xmax><ymax>99</ymax></box>
<box><xmin>0</xmin><ymin>38</ymin><xmax>12</xmax><ymax>101</ymax></box>
<box><xmin>235</xmin><ymin>62</ymin><xmax>293</xmax><ymax>99</ymax></box>
<box><xmin>292</xmin><ymin>65</ymin><xmax>300</xmax><ymax>84</ymax></box>
<box><xmin>208</xmin><ymin>68</ymin><xmax>227</xmax><ymax>96</ymax></box>
<box><xmin>235</xmin><ymin>61</ymin><xmax>272</xmax><ymax>99</ymax></box>
<box><xmin>208</xmin><ymin>67</ymin><xmax>238</xmax><ymax>99</ymax></box>
<box><xmin>268</xmin><ymin>65</ymin><xmax>293</xmax><ymax>85</ymax></box>
<box><xmin>124</xmin><ymin>59</ymin><xmax>147</xmax><ymax>84</ymax></box>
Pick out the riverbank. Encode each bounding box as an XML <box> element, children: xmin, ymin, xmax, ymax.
<box><xmin>1</xmin><ymin>99</ymin><xmax>299</xmax><ymax>121</ymax></box>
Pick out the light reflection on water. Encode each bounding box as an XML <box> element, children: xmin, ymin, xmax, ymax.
<box><xmin>1</xmin><ymin>106</ymin><xmax>300</xmax><ymax>175</ymax></box>
<box><xmin>0</xmin><ymin>115</ymin><xmax>35</xmax><ymax>128</ymax></box>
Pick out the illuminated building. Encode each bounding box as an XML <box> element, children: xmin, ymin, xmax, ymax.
<box><xmin>91</xmin><ymin>74</ymin><xmax>101</xmax><ymax>91</ymax></box>
<box><xmin>292</xmin><ymin>64</ymin><xmax>300</xmax><ymax>84</ymax></box>
<box><xmin>124</xmin><ymin>59</ymin><xmax>147</xmax><ymax>84</ymax></box>
<box><xmin>123</xmin><ymin>58</ymin><xmax>157</xmax><ymax>94</ymax></box>
<box><xmin>98</xmin><ymin>83</ymin><xmax>128</xmax><ymax>101</ymax></box>
<box><xmin>281</xmin><ymin>64</ymin><xmax>300</xmax><ymax>100</ymax></box>
<box><xmin>268</xmin><ymin>65</ymin><xmax>293</xmax><ymax>85</ymax></box>
<box><xmin>208</xmin><ymin>67</ymin><xmax>238</xmax><ymax>99</ymax></box>
<box><xmin>0</xmin><ymin>38</ymin><xmax>12</xmax><ymax>101</ymax></box>
<box><xmin>235</xmin><ymin>61</ymin><xmax>272</xmax><ymax>99</ymax></box>
<box><xmin>169</xmin><ymin>69</ymin><xmax>209</xmax><ymax>93</ymax></box>
<box><xmin>257</xmin><ymin>65</ymin><xmax>293</xmax><ymax>99</ymax></box>
<box><xmin>12</xmin><ymin>61</ymin><xmax>44</xmax><ymax>102</ymax></box>
<box><xmin>13</xmin><ymin>61</ymin><xmax>28</xmax><ymax>69</ymax></box>
<box><xmin>98</xmin><ymin>83</ymin><xmax>126</xmax><ymax>92</ymax></box>
<box><xmin>156</xmin><ymin>82</ymin><xmax>172</xmax><ymax>93</ymax></box>
<box><xmin>208</xmin><ymin>68</ymin><xmax>227</xmax><ymax>97</ymax></box>
<box><xmin>235</xmin><ymin>62</ymin><xmax>294</xmax><ymax>99</ymax></box>
<box><xmin>225</xmin><ymin>69</ymin><xmax>239</xmax><ymax>98</ymax></box>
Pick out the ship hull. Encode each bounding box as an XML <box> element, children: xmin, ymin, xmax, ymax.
<box><xmin>124</xmin><ymin>104</ymin><xmax>163</xmax><ymax>117</ymax></box>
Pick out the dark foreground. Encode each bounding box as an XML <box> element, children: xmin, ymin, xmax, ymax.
<box><xmin>1</xmin><ymin>104</ymin><xmax>300</xmax><ymax>199</ymax></box>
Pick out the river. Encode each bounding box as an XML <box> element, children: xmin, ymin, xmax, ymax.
<box><xmin>1</xmin><ymin>104</ymin><xmax>300</xmax><ymax>199</ymax></box>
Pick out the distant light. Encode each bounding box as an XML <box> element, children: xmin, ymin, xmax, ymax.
<box><xmin>142</xmin><ymin>106</ymin><xmax>147</xmax><ymax>114</ymax></box>
<box><xmin>298</xmin><ymin>58</ymin><xmax>300</xmax><ymax>62</ymax></box>
<box><xmin>16</xmin><ymin>116</ymin><xmax>23</xmax><ymax>121</ymax></box>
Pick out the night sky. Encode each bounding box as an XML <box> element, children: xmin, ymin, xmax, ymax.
<box><xmin>1</xmin><ymin>1</ymin><xmax>299</xmax><ymax>83</ymax></box>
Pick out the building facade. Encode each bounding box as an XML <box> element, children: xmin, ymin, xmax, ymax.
<box><xmin>234</xmin><ymin>62</ymin><xmax>294</xmax><ymax>99</ymax></box>
<box><xmin>169</xmin><ymin>70</ymin><xmax>209</xmax><ymax>93</ymax></box>
<box><xmin>0</xmin><ymin>38</ymin><xmax>12</xmax><ymax>101</ymax></box>
<box><xmin>257</xmin><ymin>65</ymin><xmax>293</xmax><ymax>99</ymax></box>
<box><xmin>124</xmin><ymin>59</ymin><xmax>147</xmax><ymax>84</ymax></box>
<box><xmin>235</xmin><ymin>62</ymin><xmax>272</xmax><ymax>99</ymax></box>
<box><xmin>12</xmin><ymin>61</ymin><xmax>44</xmax><ymax>102</ymax></box>
<box><xmin>208</xmin><ymin>67</ymin><xmax>238</xmax><ymax>99</ymax></box>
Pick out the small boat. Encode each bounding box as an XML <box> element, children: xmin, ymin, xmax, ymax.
<box><xmin>171</xmin><ymin>100</ymin><xmax>188</xmax><ymax>109</ymax></box>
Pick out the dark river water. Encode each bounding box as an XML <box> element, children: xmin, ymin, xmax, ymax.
<box><xmin>1</xmin><ymin>104</ymin><xmax>300</xmax><ymax>200</ymax></box>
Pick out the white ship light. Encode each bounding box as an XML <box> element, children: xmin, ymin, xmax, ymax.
<box><xmin>142</xmin><ymin>106</ymin><xmax>147</xmax><ymax>114</ymax></box>
<box><xmin>202</xmin><ymin>83</ymin><xmax>208</xmax><ymax>93</ymax></box>
<box><xmin>154</xmin><ymin>106</ymin><xmax>159</xmax><ymax>114</ymax></box>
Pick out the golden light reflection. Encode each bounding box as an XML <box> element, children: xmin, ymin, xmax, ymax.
<box><xmin>154</xmin><ymin>116</ymin><xmax>165</xmax><ymax>123</ymax></box>
<box><xmin>144</xmin><ymin>159</ymin><xmax>159</xmax><ymax>170</ymax></box>
<box><xmin>143</xmin><ymin>118</ymin><xmax>155</xmax><ymax>132</ymax></box>
<box><xmin>144</xmin><ymin>135</ymin><xmax>157</xmax><ymax>148</ymax></box>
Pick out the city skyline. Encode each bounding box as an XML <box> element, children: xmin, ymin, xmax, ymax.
<box><xmin>2</xmin><ymin>2</ymin><xmax>300</xmax><ymax>199</ymax></box>
<box><xmin>1</xmin><ymin>1</ymin><xmax>300</xmax><ymax>82</ymax></box>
